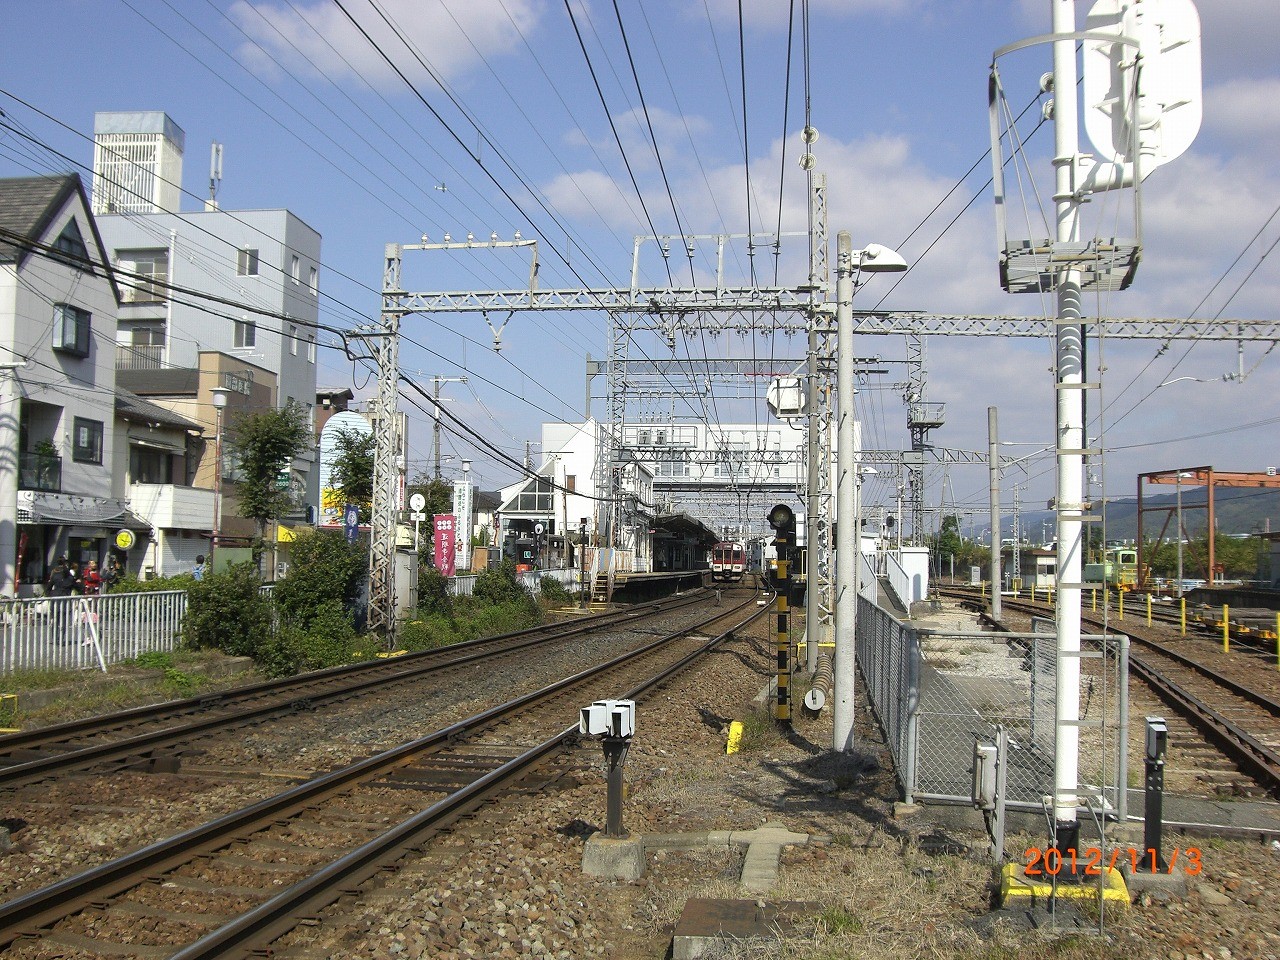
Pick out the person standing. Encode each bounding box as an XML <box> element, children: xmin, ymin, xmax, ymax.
<box><xmin>67</xmin><ymin>562</ymin><xmax>83</xmax><ymax>595</ymax></box>
<box><xmin>100</xmin><ymin>557</ymin><xmax>122</xmax><ymax>593</ymax></box>
<box><xmin>81</xmin><ymin>561</ymin><xmax>103</xmax><ymax>596</ymax></box>
<box><xmin>193</xmin><ymin>555</ymin><xmax>206</xmax><ymax>581</ymax></box>
<box><xmin>48</xmin><ymin>558</ymin><xmax>76</xmax><ymax>597</ymax></box>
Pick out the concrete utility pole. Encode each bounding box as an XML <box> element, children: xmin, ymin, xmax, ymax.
<box><xmin>832</xmin><ymin>232</ymin><xmax>858</xmax><ymax>752</ymax></box>
<box><xmin>988</xmin><ymin>406</ymin><xmax>1001</xmax><ymax>622</ymax></box>
<box><xmin>431</xmin><ymin>375</ymin><xmax>467</xmax><ymax>478</ymax></box>
<box><xmin>1050</xmin><ymin>0</ymin><xmax>1086</xmax><ymax>855</ymax></box>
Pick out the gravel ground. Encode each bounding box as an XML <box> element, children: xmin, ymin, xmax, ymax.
<box><xmin>4</xmin><ymin>595</ymin><xmax>1280</xmax><ymax>959</ymax></box>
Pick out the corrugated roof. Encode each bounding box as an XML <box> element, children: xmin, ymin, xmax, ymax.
<box><xmin>0</xmin><ymin>175</ymin><xmax>78</xmax><ymax>264</ymax></box>
<box><xmin>115</xmin><ymin>389</ymin><xmax>203</xmax><ymax>433</ymax></box>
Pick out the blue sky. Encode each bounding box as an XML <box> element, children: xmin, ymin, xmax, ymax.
<box><xmin>3</xmin><ymin>0</ymin><xmax>1277</xmax><ymax>530</ymax></box>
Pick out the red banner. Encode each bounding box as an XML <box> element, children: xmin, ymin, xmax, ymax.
<box><xmin>434</xmin><ymin>514</ymin><xmax>456</xmax><ymax>577</ymax></box>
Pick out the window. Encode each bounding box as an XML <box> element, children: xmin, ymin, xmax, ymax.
<box><xmin>115</xmin><ymin>248</ymin><xmax>169</xmax><ymax>302</ymax></box>
<box><xmin>130</xmin><ymin>325</ymin><xmax>165</xmax><ymax>347</ymax></box>
<box><xmin>52</xmin><ymin>220</ymin><xmax>89</xmax><ymax>267</ymax></box>
<box><xmin>52</xmin><ymin>304</ymin><xmax>91</xmax><ymax>356</ymax></box>
<box><xmin>291</xmin><ymin>255</ymin><xmax>300</xmax><ymax>284</ymax></box>
<box><xmin>289</xmin><ymin>323</ymin><xmax>299</xmax><ymax>356</ymax></box>
<box><xmin>72</xmin><ymin>418</ymin><xmax>104</xmax><ymax>464</ymax></box>
<box><xmin>307</xmin><ymin>335</ymin><xmax>316</xmax><ymax>364</ymax></box>
<box><xmin>237</xmin><ymin>248</ymin><xmax>259</xmax><ymax>276</ymax></box>
<box><xmin>129</xmin><ymin>444</ymin><xmax>172</xmax><ymax>484</ymax></box>
<box><xmin>234</xmin><ymin>319</ymin><xmax>257</xmax><ymax>348</ymax></box>
<box><xmin>308</xmin><ymin>266</ymin><xmax>318</xmax><ymax>295</ymax></box>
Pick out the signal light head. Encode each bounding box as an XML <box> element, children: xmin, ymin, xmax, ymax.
<box><xmin>767</xmin><ymin>503</ymin><xmax>795</xmax><ymax>531</ymax></box>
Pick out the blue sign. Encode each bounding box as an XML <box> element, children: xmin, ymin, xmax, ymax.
<box><xmin>344</xmin><ymin>504</ymin><xmax>360</xmax><ymax>543</ymax></box>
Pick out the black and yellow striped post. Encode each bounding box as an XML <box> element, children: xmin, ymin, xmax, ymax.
<box><xmin>768</xmin><ymin>503</ymin><xmax>796</xmax><ymax>724</ymax></box>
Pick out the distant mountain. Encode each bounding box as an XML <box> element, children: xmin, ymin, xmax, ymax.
<box><xmin>968</xmin><ymin>487</ymin><xmax>1280</xmax><ymax>544</ymax></box>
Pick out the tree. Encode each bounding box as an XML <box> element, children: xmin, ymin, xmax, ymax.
<box><xmin>273</xmin><ymin>528</ymin><xmax>366</xmax><ymax>628</ymax></box>
<box><xmin>329</xmin><ymin>427</ymin><xmax>375</xmax><ymax>522</ymax></box>
<box><xmin>226</xmin><ymin>400</ymin><xmax>312</xmax><ymax>561</ymax></box>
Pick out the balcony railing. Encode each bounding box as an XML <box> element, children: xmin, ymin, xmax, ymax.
<box><xmin>19</xmin><ymin>451</ymin><xmax>61</xmax><ymax>492</ymax></box>
<box><xmin>116</xmin><ymin>345</ymin><xmax>165</xmax><ymax>370</ymax></box>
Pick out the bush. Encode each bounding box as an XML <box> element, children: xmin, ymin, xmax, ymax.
<box><xmin>274</xmin><ymin>529</ymin><xmax>365</xmax><ymax>629</ymax></box>
<box><xmin>255</xmin><ymin>600</ymin><xmax>379</xmax><ymax>678</ymax></box>
<box><xmin>417</xmin><ymin>567</ymin><xmax>452</xmax><ymax>617</ymax></box>
<box><xmin>473</xmin><ymin>560</ymin><xmax>532</xmax><ymax>608</ymax></box>
<box><xmin>539</xmin><ymin>575</ymin><xmax>572</xmax><ymax>604</ymax></box>
<box><xmin>109</xmin><ymin>573</ymin><xmax>196</xmax><ymax>594</ymax></box>
<box><xmin>182</xmin><ymin>562</ymin><xmax>272</xmax><ymax>657</ymax></box>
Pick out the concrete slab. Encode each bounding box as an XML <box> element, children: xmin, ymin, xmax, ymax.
<box><xmin>671</xmin><ymin>898</ymin><xmax>816</xmax><ymax>960</ymax></box>
<box><xmin>582</xmin><ymin>833</ymin><xmax>645</xmax><ymax>881</ymax></box>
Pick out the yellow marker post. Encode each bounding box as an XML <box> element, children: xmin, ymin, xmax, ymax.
<box><xmin>1275</xmin><ymin>613</ymin><xmax>1279</xmax><ymax>671</ymax></box>
<box><xmin>1118</xmin><ymin>589</ymin><xmax>1124</xmax><ymax>620</ymax></box>
<box><xmin>1091</xmin><ymin>588</ymin><xmax>1096</xmax><ymax>612</ymax></box>
<box><xmin>1146</xmin><ymin>593</ymin><xmax>1152</xmax><ymax>625</ymax></box>
<box><xmin>1180</xmin><ymin>598</ymin><xmax>1187</xmax><ymax>636</ymax></box>
<box><xmin>1223</xmin><ymin>604</ymin><xmax>1230</xmax><ymax>654</ymax></box>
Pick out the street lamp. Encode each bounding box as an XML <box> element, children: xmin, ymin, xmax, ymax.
<box><xmin>210</xmin><ymin>387</ymin><xmax>230</xmax><ymax>571</ymax></box>
<box><xmin>1175</xmin><ymin>471</ymin><xmax>1193</xmax><ymax>597</ymax></box>
<box><xmin>834</xmin><ymin>232</ymin><xmax>908</xmax><ymax>753</ymax></box>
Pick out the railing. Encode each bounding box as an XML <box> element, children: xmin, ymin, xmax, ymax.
<box><xmin>18</xmin><ymin>451</ymin><xmax>61</xmax><ymax>493</ymax></box>
<box><xmin>2</xmin><ymin>590</ymin><xmax>187</xmax><ymax>674</ymax></box>
<box><xmin>115</xmin><ymin>344</ymin><xmax>165</xmax><ymax>370</ymax></box>
<box><xmin>446</xmin><ymin>568</ymin><xmax>582</xmax><ymax>599</ymax></box>
<box><xmin>883</xmin><ymin>551</ymin><xmax>910</xmax><ymax>610</ymax></box>
<box><xmin>855</xmin><ymin>596</ymin><xmax>921</xmax><ymax>803</ymax></box>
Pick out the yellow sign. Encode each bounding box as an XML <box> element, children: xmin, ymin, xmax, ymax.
<box><xmin>115</xmin><ymin>529</ymin><xmax>136</xmax><ymax>551</ymax></box>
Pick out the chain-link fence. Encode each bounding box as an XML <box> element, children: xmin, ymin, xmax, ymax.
<box><xmin>858</xmin><ymin>598</ymin><xmax>1125</xmax><ymax>814</ymax></box>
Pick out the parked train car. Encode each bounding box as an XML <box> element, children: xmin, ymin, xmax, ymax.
<box><xmin>710</xmin><ymin>541</ymin><xmax>747</xmax><ymax>582</ymax></box>
<box><xmin>1082</xmin><ymin>547</ymin><xmax>1138</xmax><ymax>591</ymax></box>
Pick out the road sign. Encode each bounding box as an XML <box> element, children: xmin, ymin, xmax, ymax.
<box><xmin>410</xmin><ymin>511</ymin><xmax>427</xmax><ymax>522</ymax></box>
<box><xmin>410</xmin><ymin>492</ymin><xmax>426</xmax><ymax>511</ymax></box>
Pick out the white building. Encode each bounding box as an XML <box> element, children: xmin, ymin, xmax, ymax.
<box><xmin>92</xmin><ymin>111</ymin><xmax>322</xmax><ymax>520</ymax></box>
<box><xmin>497</xmin><ymin>420</ymin><xmax>655</xmax><ymax>572</ymax></box>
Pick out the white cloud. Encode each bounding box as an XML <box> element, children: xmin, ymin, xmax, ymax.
<box><xmin>229</xmin><ymin>0</ymin><xmax>545</xmax><ymax>89</ymax></box>
<box><xmin>1203</xmin><ymin>77</ymin><xmax>1280</xmax><ymax>151</ymax></box>
<box><xmin>698</xmin><ymin>0</ymin><xmax>912</xmax><ymax>29</ymax></box>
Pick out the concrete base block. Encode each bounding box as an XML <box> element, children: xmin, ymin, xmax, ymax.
<box><xmin>892</xmin><ymin>802</ymin><xmax>922</xmax><ymax>819</ymax></box>
<box><xmin>582</xmin><ymin>833</ymin><xmax>645</xmax><ymax>881</ymax></box>
<box><xmin>1124</xmin><ymin>867</ymin><xmax>1188</xmax><ymax>901</ymax></box>
<box><xmin>671</xmin><ymin>899</ymin><xmax>815</xmax><ymax>960</ymax></box>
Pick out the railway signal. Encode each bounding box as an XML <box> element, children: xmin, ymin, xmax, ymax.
<box><xmin>768</xmin><ymin>504</ymin><xmax>796</xmax><ymax>724</ymax></box>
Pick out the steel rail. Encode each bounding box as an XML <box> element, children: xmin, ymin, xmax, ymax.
<box><xmin>0</xmin><ymin>590</ymin><xmax>769</xmax><ymax>952</ymax></box>
<box><xmin>944</xmin><ymin>588</ymin><xmax>1280</xmax><ymax>796</ymax></box>
<box><xmin>0</xmin><ymin>592</ymin><xmax>707</xmax><ymax>790</ymax></box>
<box><xmin>173</xmin><ymin>590</ymin><xmax>775</xmax><ymax>959</ymax></box>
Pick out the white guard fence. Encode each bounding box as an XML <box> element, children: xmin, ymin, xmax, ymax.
<box><xmin>448</xmin><ymin>568</ymin><xmax>583</xmax><ymax>598</ymax></box>
<box><xmin>2</xmin><ymin>591</ymin><xmax>187</xmax><ymax>674</ymax></box>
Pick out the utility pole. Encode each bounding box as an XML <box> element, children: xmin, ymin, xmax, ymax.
<box><xmin>431</xmin><ymin>375</ymin><xmax>468</xmax><ymax>478</ymax></box>
<box><xmin>368</xmin><ymin>243</ymin><xmax>404</xmax><ymax>640</ymax></box>
<box><xmin>988</xmin><ymin>407</ymin><xmax>1001</xmax><ymax>622</ymax></box>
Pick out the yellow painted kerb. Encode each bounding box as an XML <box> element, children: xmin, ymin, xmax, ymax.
<box><xmin>1000</xmin><ymin>863</ymin><xmax>1129</xmax><ymax>907</ymax></box>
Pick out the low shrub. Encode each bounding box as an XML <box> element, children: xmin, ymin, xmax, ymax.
<box><xmin>256</xmin><ymin>600</ymin><xmax>380</xmax><ymax>678</ymax></box>
<box><xmin>181</xmin><ymin>562</ymin><xmax>273</xmax><ymax>658</ymax></box>
<box><xmin>109</xmin><ymin>573</ymin><xmax>196</xmax><ymax>594</ymax></box>
<box><xmin>417</xmin><ymin>567</ymin><xmax>452</xmax><ymax>617</ymax></box>
<box><xmin>539</xmin><ymin>576</ymin><xmax>572</xmax><ymax>604</ymax></box>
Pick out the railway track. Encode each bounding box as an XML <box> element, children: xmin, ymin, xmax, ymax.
<box><xmin>0</xmin><ymin>591</ymin><xmax>768</xmax><ymax>958</ymax></box>
<box><xmin>940</xmin><ymin>586</ymin><xmax>1280</xmax><ymax>798</ymax></box>
<box><xmin>0</xmin><ymin>592</ymin><xmax>707</xmax><ymax>792</ymax></box>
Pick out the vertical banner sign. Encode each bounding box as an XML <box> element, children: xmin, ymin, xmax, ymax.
<box><xmin>452</xmin><ymin>479</ymin><xmax>474</xmax><ymax>572</ymax></box>
<box><xmin>434</xmin><ymin>514</ymin><xmax>456</xmax><ymax>577</ymax></box>
<box><xmin>343</xmin><ymin>504</ymin><xmax>360</xmax><ymax>544</ymax></box>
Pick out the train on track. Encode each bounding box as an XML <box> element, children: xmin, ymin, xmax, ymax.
<box><xmin>1082</xmin><ymin>546</ymin><xmax>1139</xmax><ymax>591</ymax></box>
<box><xmin>710</xmin><ymin>541</ymin><xmax>747</xmax><ymax>582</ymax></box>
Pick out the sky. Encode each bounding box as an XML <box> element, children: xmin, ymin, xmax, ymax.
<box><xmin>2</xmin><ymin>0</ymin><xmax>1277</xmax><ymax>535</ymax></box>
